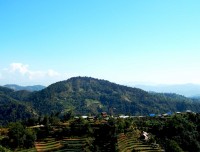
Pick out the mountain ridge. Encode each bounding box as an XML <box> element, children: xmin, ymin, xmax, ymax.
<box><xmin>132</xmin><ymin>84</ymin><xmax>200</xmax><ymax>97</ymax></box>
<box><xmin>0</xmin><ymin>77</ymin><xmax>200</xmax><ymax>125</ymax></box>
<box><xmin>26</xmin><ymin>77</ymin><xmax>200</xmax><ymax>115</ymax></box>
<box><xmin>3</xmin><ymin>84</ymin><xmax>46</xmax><ymax>92</ymax></box>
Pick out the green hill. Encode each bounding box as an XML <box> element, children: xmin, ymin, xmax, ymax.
<box><xmin>0</xmin><ymin>77</ymin><xmax>200</xmax><ymax>125</ymax></box>
<box><xmin>0</xmin><ymin>86</ymin><xmax>37</xmax><ymax>125</ymax></box>
<box><xmin>0</xmin><ymin>93</ymin><xmax>36</xmax><ymax>125</ymax></box>
<box><xmin>26</xmin><ymin>77</ymin><xmax>200</xmax><ymax>115</ymax></box>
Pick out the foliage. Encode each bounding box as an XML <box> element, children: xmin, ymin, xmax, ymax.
<box><xmin>24</xmin><ymin>77</ymin><xmax>200</xmax><ymax>116</ymax></box>
<box><xmin>1</xmin><ymin>112</ymin><xmax>200</xmax><ymax>151</ymax></box>
<box><xmin>137</xmin><ymin>113</ymin><xmax>200</xmax><ymax>152</ymax></box>
<box><xmin>5</xmin><ymin>122</ymin><xmax>36</xmax><ymax>149</ymax></box>
<box><xmin>61</xmin><ymin>110</ymin><xmax>74</xmax><ymax>121</ymax></box>
<box><xmin>0</xmin><ymin>94</ymin><xmax>35</xmax><ymax>126</ymax></box>
<box><xmin>93</xmin><ymin>120</ymin><xmax>117</xmax><ymax>151</ymax></box>
<box><xmin>115</xmin><ymin>118</ymin><xmax>133</xmax><ymax>133</ymax></box>
<box><xmin>0</xmin><ymin>145</ymin><xmax>11</xmax><ymax>152</ymax></box>
<box><xmin>1</xmin><ymin>77</ymin><xmax>200</xmax><ymax>125</ymax></box>
<box><xmin>165</xmin><ymin>140</ymin><xmax>184</xmax><ymax>152</ymax></box>
<box><xmin>70</xmin><ymin>117</ymin><xmax>93</xmax><ymax>136</ymax></box>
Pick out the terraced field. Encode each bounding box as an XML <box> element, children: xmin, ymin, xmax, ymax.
<box><xmin>16</xmin><ymin>131</ymin><xmax>164</xmax><ymax>152</ymax></box>
<box><xmin>16</xmin><ymin>148</ymin><xmax>37</xmax><ymax>152</ymax></box>
<box><xmin>29</xmin><ymin>137</ymin><xmax>92</xmax><ymax>152</ymax></box>
<box><xmin>117</xmin><ymin>133</ymin><xmax>164</xmax><ymax>152</ymax></box>
<box><xmin>60</xmin><ymin>137</ymin><xmax>91</xmax><ymax>152</ymax></box>
<box><xmin>35</xmin><ymin>137</ymin><xmax>63</xmax><ymax>152</ymax></box>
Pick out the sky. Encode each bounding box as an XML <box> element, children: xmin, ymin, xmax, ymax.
<box><xmin>1</xmin><ymin>0</ymin><xmax>200</xmax><ymax>86</ymax></box>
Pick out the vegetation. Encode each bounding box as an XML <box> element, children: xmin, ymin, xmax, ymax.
<box><xmin>0</xmin><ymin>77</ymin><xmax>199</xmax><ymax>151</ymax></box>
<box><xmin>1</xmin><ymin>122</ymin><xmax>36</xmax><ymax>149</ymax></box>
<box><xmin>0</xmin><ymin>77</ymin><xmax>200</xmax><ymax>126</ymax></box>
<box><xmin>0</xmin><ymin>94</ymin><xmax>35</xmax><ymax>125</ymax></box>
<box><xmin>0</xmin><ymin>112</ymin><xmax>200</xmax><ymax>151</ymax></box>
<box><xmin>135</xmin><ymin>113</ymin><xmax>200</xmax><ymax>152</ymax></box>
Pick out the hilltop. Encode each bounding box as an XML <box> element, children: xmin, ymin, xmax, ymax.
<box><xmin>0</xmin><ymin>77</ymin><xmax>200</xmax><ymax>125</ymax></box>
<box><xmin>26</xmin><ymin>77</ymin><xmax>200</xmax><ymax>115</ymax></box>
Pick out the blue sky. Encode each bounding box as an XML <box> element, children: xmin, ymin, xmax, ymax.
<box><xmin>1</xmin><ymin>0</ymin><xmax>200</xmax><ymax>86</ymax></box>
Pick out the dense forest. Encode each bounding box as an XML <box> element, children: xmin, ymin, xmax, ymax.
<box><xmin>0</xmin><ymin>76</ymin><xmax>200</xmax><ymax>125</ymax></box>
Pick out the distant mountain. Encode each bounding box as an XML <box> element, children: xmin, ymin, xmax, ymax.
<box><xmin>1</xmin><ymin>77</ymin><xmax>200</xmax><ymax>125</ymax></box>
<box><xmin>191</xmin><ymin>96</ymin><xmax>200</xmax><ymax>99</ymax></box>
<box><xmin>4</xmin><ymin>84</ymin><xmax>46</xmax><ymax>92</ymax></box>
<box><xmin>133</xmin><ymin>84</ymin><xmax>200</xmax><ymax>97</ymax></box>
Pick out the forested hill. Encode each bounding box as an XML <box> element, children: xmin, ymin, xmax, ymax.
<box><xmin>27</xmin><ymin>77</ymin><xmax>200</xmax><ymax>115</ymax></box>
<box><xmin>1</xmin><ymin>77</ymin><xmax>200</xmax><ymax>125</ymax></box>
<box><xmin>0</xmin><ymin>87</ymin><xmax>36</xmax><ymax>125</ymax></box>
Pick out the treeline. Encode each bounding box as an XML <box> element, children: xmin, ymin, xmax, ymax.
<box><xmin>1</xmin><ymin>112</ymin><xmax>200</xmax><ymax>151</ymax></box>
<box><xmin>0</xmin><ymin>115</ymin><xmax>119</xmax><ymax>151</ymax></box>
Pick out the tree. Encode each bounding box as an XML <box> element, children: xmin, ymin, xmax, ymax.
<box><xmin>8</xmin><ymin>122</ymin><xmax>25</xmax><ymax>148</ymax></box>
<box><xmin>165</xmin><ymin>140</ymin><xmax>184</xmax><ymax>152</ymax></box>
<box><xmin>70</xmin><ymin>118</ymin><xmax>93</xmax><ymax>136</ymax></box>
<box><xmin>0</xmin><ymin>145</ymin><xmax>11</xmax><ymax>152</ymax></box>
<box><xmin>23</xmin><ymin>129</ymin><xmax>36</xmax><ymax>148</ymax></box>
<box><xmin>62</xmin><ymin>110</ymin><xmax>73</xmax><ymax>121</ymax></box>
<box><xmin>7</xmin><ymin>122</ymin><xmax>36</xmax><ymax>149</ymax></box>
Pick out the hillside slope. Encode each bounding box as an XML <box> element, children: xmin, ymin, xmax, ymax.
<box><xmin>0</xmin><ymin>94</ymin><xmax>36</xmax><ymax>125</ymax></box>
<box><xmin>1</xmin><ymin>77</ymin><xmax>200</xmax><ymax>125</ymax></box>
<box><xmin>27</xmin><ymin>77</ymin><xmax>200</xmax><ymax>115</ymax></box>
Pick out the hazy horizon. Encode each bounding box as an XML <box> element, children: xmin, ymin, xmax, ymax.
<box><xmin>1</xmin><ymin>1</ymin><xmax>200</xmax><ymax>86</ymax></box>
<box><xmin>3</xmin><ymin>77</ymin><xmax>200</xmax><ymax>97</ymax></box>
<box><xmin>2</xmin><ymin>76</ymin><xmax>200</xmax><ymax>87</ymax></box>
